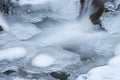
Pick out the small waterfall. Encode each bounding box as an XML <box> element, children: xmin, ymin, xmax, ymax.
<box><xmin>80</xmin><ymin>0</ymin><xmax>94</xmax><ymax>18</ymax></box>
<box><xmin>78</xmin><ymin>0</ymin><xmax>97</xmax><ymax>32</ymax></box>
<box><xmin>0</xmin><ymin>13</ymin><xmax>9</xmax><ymax>31</ymax></box>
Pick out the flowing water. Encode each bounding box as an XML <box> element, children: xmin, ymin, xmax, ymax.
<box><xmin>0</xmin><ymin>13</ymin><xmax>9</xmax><ymax>31</ymax></box>
<box><xmin>80</xmin><ymin>0</ymin><xmax>94</xmax><ymax>18</ymax></box>
<box><xmin>0</xmin><ymin>0</ymin><xmax>107</xmax><ymax>59</ymax></box>
<box><xmin>27</xmin><ymin>0</ymin><xmax>108</xmax><ymax>59</ymax></box>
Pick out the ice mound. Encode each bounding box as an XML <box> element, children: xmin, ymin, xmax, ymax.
<box><xmin>0</xmin><ymin>47</ymin><xmax>27</xmax><ymax>61</ymax></box>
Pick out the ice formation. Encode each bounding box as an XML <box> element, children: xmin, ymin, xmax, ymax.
<box><xmin>0</xmin><ymin>0</ymin><xmax>120</xmax><ymax>80</ymax></box>
<box><xmin>101</xmin><ymin>11</ymin><xmax>120</xmax><ymax>37</ymax></box>
<box><xmin>11</xmin><ymin>0</ymin><xmax>80</xmax><ymax>22</ymax></box>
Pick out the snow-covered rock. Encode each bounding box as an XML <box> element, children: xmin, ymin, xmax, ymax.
<box><xmin>108</xmin><ymin>55</ymin><xmax>120</xmax><ymax>67</ymax></box>
<box><xmin>105</xmin><ymin>0</ymin><xmax>120</xmax><ymax>11</ymax></box>
<box><xmin>0</xmin><ymin>47</ymin><xmax>27</xmax><ymax>61</ymax></box>
<box><xmin>76</xmin><ymin>55</ymin><xmax>120</xmax><ymax>80</ymax></box>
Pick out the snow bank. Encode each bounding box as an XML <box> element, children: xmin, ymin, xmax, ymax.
<box><xmin>0</xmin><ymin>47</ymin><xmax>28</xmax><ymax>61</ymax></box>
<box><xmin>76</xmin><ymin>55</ymin><xmax>120</xmax><ymax>80</ymax></box>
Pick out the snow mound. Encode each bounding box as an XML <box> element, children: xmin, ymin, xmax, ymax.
<box><xmin>0</xmin><ymin>47</ymin><xmax>28</xmax><ymax>61</ymax></box>
<box><xmin>32</xmin><ymin>54</ymin><xmax>55</xmax><ymax>67</ymax></box>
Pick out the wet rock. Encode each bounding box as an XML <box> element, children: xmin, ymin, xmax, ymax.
<box><xmin>2</xmin><ymin>70</ymin><xmax>16</xmax><ymax>75</ymax></box>
<box><xmin>90</xmin><ymin>0</ymin><xmax>105</xmax><ymax>24</ymax></box>
<box><xmin>50</xmin><ymin>72</ymin><xmax>70</xmax><ymax>80</ymax></box>
<box><xmin>0</xmin><ymin>25</ymin><xmax>3</xmax><ymax>31</ymax></box>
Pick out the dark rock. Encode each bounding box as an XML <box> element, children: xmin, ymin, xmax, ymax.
<box><xmin>2</xmin><ymin>70</ymin><xmax>16</xmax><ymax>75</ymax></box>
<box><xmin>90</xmin><ymin>0</ymin><xmax>105</xmax><ymax>24</ymax></box>
<box><xmin>50</xmin><ymin>72</ymin><xmax>70</xmax><ymax>80</ymax></box>
<box><xmin>0</xmin><ymin>25</ymin><xmax>3</xmax><ymax>31</ymax></box>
